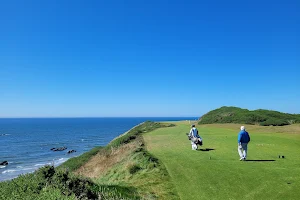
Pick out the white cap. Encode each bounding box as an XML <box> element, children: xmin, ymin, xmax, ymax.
<box><xmin>241</xmin><ymin>126</ymin><xmax>245</xmax><ymax>130</ymax></box>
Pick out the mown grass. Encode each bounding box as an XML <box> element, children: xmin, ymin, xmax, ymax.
<box><xmin>144</xmin><ymin>122</ymin><xmax>300</xmax><ymax>200</ymax></box>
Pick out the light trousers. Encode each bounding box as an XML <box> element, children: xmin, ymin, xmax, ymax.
<box><xmin>191</xmin><ymin>141</ymin><xmax>198</xmax><ymax>150</ymax></box>
<box><xmin>238</xmin><ymin>143</ymin><xmax>248</xmax><ymax>158</ymax></box>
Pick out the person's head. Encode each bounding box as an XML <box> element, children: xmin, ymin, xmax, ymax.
<box><xmin>240</xmin><ymin>126</ymin><xmax>245</xmax><ymax>131</ymax></box>
<box><xmin>191</xmin><ymin>124</ymin><xmax>195</xmax><ymax>128</ymax></box>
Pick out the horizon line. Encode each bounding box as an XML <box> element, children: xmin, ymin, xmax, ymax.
<box><xmin>0</xmin><ymin>116</ymin><xmax>199</xmax><ymax>119</ymax></box>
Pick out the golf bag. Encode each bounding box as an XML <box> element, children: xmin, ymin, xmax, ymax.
<box><xmin>187</xmin><ymin>133</ymin><xmax>203</xmax><ymax>146</ymax></box>
<box><xmin>196</xmin><ymin>139</ymin><xmax>203</xmax><ymax>146</ymax></box>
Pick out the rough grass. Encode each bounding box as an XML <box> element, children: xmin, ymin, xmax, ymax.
<box><xmin>144</xmin><ymin>122</ymin><xmax>300</xmax><ymax>200</ymax></box>
<box><xmin>75</xmin><ymin>121</ymin><xmax>180</xmax><ymax>200</ymax></box>
<box><xmin>58</xmin><ymin>146</ymin><xmax>103</xmax><ymax>172</ymax></box>
<box><xmin>93</xmin><ymin>147</ymin><xmax>179</xmax><ymax>200</ymax></box>
<box><xmin>75</xmin><ymin>139</ymin><xmax>138</xmax><ymax>178</ymax></box>
<box><xmin>0</xmin><ymin>166</ymin><xmax>94</xmax><ymax>200</ymax></box>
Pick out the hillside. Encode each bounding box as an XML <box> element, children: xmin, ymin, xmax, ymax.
<box><xmin>198</xmin><ymin>106</ymin><xmax>300</xmax><ymax>126</ymax></box>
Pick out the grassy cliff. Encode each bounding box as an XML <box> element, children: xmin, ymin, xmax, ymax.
<box><xmin>198</xmin><ymin>106</ymin><xmax>300</xmax><ymax>126</ymax></box>
<box><xmin>0</xmin><ymin>121</ymin><xmax>179</xmax><ymax>200</ymax></box>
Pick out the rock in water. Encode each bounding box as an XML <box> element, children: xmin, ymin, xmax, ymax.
<box><xmin>51</xmin><ymin>147</ymin><xmax>67</xmax><ymax>151</ymax></box>
<box><xmin>0</xmin><ymin>161</ymin><xmax>8</xmax><ymax>165</ymax></box>
<box><xmin>67</xmin><ymin>150</ymin><xmax>76</xmax><ymax>154</ymax></box>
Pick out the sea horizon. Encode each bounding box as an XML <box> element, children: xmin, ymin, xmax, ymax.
<box><xmin>0</xmin><ymin>116</ymin><xmax>199</xmax><ymax>119</ymax></box>
<box><xmin>0</xmin><ymin>117</ymin><xmax>196</xmax><ymax>181</ymax></box>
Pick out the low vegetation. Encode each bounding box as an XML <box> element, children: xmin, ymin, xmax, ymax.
<box><xmin>57</xmin><ymin>146</ymin><xmax>103</xmax><ymax>172</ymax></box>
<box><xmin>0</xmin><ymin>166</ymin><xmax>94</xmax><ymax>200</ymax></box>
<box><xmin>199</xmin><ymin>106</ymin><xmax>300</xmax><ymax>126</ymax></box>
<box><xmin>75</xmin><ymin>121</ymin><xmax>179</xmax><ymax>199</ymax></box>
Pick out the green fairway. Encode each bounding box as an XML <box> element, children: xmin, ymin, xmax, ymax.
<box><xmin>144</xmin><ymin>122</ymin><xmax>300</xmax><ymax>200</ymax></box>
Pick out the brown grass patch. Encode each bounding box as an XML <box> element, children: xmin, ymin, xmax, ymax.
<box><xmin>75</xmin><ymin>141</ymin><xmax>138</xmax><ymax>178</ymax></box>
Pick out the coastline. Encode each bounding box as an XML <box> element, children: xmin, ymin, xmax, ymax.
<box><xmin>0</xmin><ymin>118</ymin><xmax>194</xmax><ymax>182</ymax></box>
<box><xmin>109</xmin><ymin>122</ymin><xmax>145</xmax><ymax>143</ymax></box>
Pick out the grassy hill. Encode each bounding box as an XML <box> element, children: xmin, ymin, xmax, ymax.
<box><xmin>198</xmin><ymin>106</ymin><xmax>300</xmax><ymax>126</ymax></box>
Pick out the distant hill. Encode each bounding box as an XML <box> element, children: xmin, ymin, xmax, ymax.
<box><xmin>198</xmin><ymin>106</ymin><xmax>300</xmax><ymax>126</ymax></box>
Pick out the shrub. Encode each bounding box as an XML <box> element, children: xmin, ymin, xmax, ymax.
<box><xmin>128</xmin><ymin>164</ymin><xmax>142</xmax><ymax>174</ymax></box>
<box><xmin>0</xmin><ymin>166</ymin><xmax>98</xmax><ymax>200</ymax></box>
<box><xmin>260</xmin><ymin>119</ymin><xmax>288</xmax><ymax>126</ymax></box>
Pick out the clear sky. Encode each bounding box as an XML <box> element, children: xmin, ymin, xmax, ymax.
<box><xmin>0</xmin><ymin>0</ymin><xmax>299</xmax><ymax>117</ymax></box>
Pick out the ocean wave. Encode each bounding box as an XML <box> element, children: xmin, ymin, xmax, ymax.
<box><xmin>31</xmin><ymin>158</ymin><xmax>69</xmax><ymax>167</ymax></box>
<box><xmin>22</xmin><ymin>168</ymin><xmax>35</xmax><ymax>171</ymax></box>
<box><xmin>53</xmin><ymin>158</ymin><xmax>69</xmax><ymax>166</ymax></box>
<box><xmin>0</xmin><ymin>134</ymin><xmax>10</xmax><ymax>136</ymax></box>
<box><xmin>34</xmin><ymin>164</ymin><xmax>47</xmax><ymax>167</ymax></box>
<box><xmin>0</xmin><ymin>166</ymin><xmax>6</xmax><ymax>169</ymax></box>
<box><xmin>2</xmin><ymin>169</ymin><xmax>17</xmax><ymax>174</ymax></box>
<box><xmin>1</xmin><ymin>167</ymin><xmax>36</xmax><ymax>174</ymax></box>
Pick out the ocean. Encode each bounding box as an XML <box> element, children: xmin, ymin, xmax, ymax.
<box><xmin>0</xmin><ymin>117</ymin><xmax>195</xmax><ymax>181</ymax></box>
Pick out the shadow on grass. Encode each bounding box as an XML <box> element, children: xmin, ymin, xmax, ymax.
<box><xmin>244</xmin><ymin>159</ymin><xmax>276</xmax><ymax>162</ymax></box>
<box><xmin>198</xmin><ymin>148</ymin><xmax>215</xmax><ymax>151</ymax></box>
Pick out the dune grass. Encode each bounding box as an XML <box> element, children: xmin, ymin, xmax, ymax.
<box><xmin>75</xmin><ymin>121</ymin><xmax>180</xmax><ymax>200</ymax></box>
<box><xmin>58</xmin><ymin>146</ymin><xmax>103</xmax><ymax>172</ymax></box>
<box><xmin>144</xmin><ymin>122</ymin><xmax>300</xmax><ymax>200</ymax></box>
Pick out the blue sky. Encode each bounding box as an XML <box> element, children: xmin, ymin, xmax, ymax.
<box><xmin>0</xmin><ymin>0</ymin><xmax>299</xmax><ymax>117</ymax></box>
